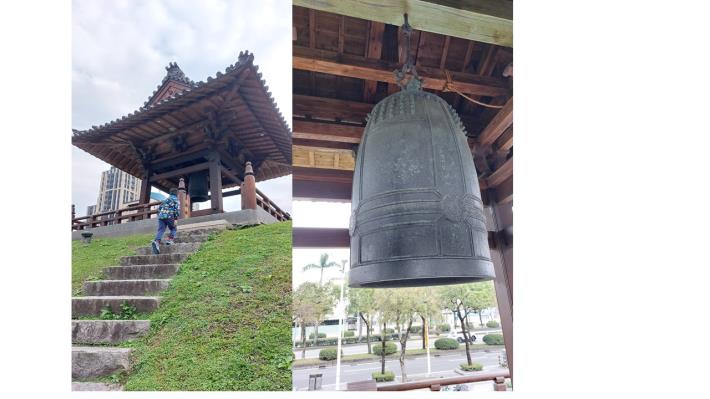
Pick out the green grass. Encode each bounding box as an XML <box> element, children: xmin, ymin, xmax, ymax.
<box><xmin>72</xmin><ymin>233</ymin><xmax>152</xmax><ymax>295</ymax></box>
<box><xmin>122</xmin><ymin>222</ymin><xmax>293</xmax><ymax>391</ymax></box>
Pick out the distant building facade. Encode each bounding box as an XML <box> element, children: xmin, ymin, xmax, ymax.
<box><xmin>86</xmin><ymin>205</ymin><xmax>96</xmax><ymax>216</ymax></box>
<box><xmin>95</xmin><ymin>167</ymin><xmax>141</xmax><ymax>213</ymax></box>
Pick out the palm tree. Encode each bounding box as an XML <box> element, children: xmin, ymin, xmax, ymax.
<box><xmin>303</xmin><ymin>253</ymin><xmax>339</xmax><ymax>287</ymax></box>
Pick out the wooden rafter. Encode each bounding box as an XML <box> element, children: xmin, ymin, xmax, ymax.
<box><xmin>294</xmin><ymin>46</ymin><xmax>509</xmax><ymax>97</ymax></box>
<box><xmin>485</xmin><ymin>157</ymin><xmax>512</xmax><ymax>188</ymax></box>
<box><xmin>363</xmin><ymin>21</ymin><xmax>385</xmax><ymax>102</ymax></box>
<box><xmin>478</xmin><ymin>97</ymin><xmax>513</xmax><ymax>146</ymax></box>
<box><xmin>293</xmin><ymin>0</ymin><xmax>512</xmax><ymax>47</ymax></box>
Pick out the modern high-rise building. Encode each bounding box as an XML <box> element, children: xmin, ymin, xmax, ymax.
<box><xmin>86</xmin><ymin>205</ymin><xmax>97</xmax><ymax>216</ymax></box>
<box><xmin>95</xmin><ymin>167</ymin><xmax>141</xmax><ymax>213</ymax></box>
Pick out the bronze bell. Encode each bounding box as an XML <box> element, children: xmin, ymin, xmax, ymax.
<box><xmin>188</xmin><ymin>170</ymin><xmax>209</xmax><ymax>202</ymax></box>
<box><xmin>348</xmin><ymin>80</ymin><xmax>495</xmax><ymax>288</ymax></box>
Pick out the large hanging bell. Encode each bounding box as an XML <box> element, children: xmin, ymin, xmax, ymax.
<box><xmin>188</xmin><ymin>170</ymin><xmax>209</xmax><ymax>202</ymax></box>
<box><xmin>348</xmin><ymin>83</ymin><xmax>495</xmax><ymax>288</ymax></box>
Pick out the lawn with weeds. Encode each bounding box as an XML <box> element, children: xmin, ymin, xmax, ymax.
<box><xmin>72</xmin><ymin>233</ymin><xmax>152</xmax><ymax>294</ymax></box>
<box><xmin>122</xmin><ymin>222</ymin><xmax>292</xmax><ymax>391</ymax></box>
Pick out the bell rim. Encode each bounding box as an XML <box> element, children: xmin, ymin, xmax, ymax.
<box><xmin>348</xmin><ymin>258</ymin><xmax>495</xmax><ymax>289</ymax></box>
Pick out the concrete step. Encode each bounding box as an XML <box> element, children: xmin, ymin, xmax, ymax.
<box><xmin>72</xmin><ymin>346</ymin><xmax>132</xmax><ymax>379</ymax></box>
<box><xmin>72</xmin><ymin>382</ymin><xmax>123</xmax><ymax>391</ymax></box>
<box><xmin>136</xmin><ymin>242</ymin><xmax>201</xmax><ymax>255</ymax></box>
<box><xmin>72</xmin><ymin>296</ymin><xmax>161</xmax><ymax>317</ymax></box>
<box><xmin>173</xmin><ymin>234</ymin><xmax>210</xmax><ymax>244</ymax></box>
<box><xmin>120</xmin><ymin>253</ymin><xmax>189</xmax><ymax>266</ymax></box>
<box><xmin>82</xmin><ymin>279</ymin><xmax>171</xmax><ymax>296</ymax></box>
<box><xmin>72</xmin><ymin>320</ymin><xmax>151</xmax><ymax>344</ymax></box>
<box><xmin>103</xmin><ymin>264</ymin><xmax>179</xmax><ymax>280</ymax></box>
<box><xmin>180</xmin><ymin>220</ymin><xmax>230</xmax><ymax>232</ymax></box>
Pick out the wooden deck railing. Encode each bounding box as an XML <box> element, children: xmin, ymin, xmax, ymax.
<box><xmin>72</xmin><ymin>186</ymin><xmax>290</xmax><ymax>231</ymax></box>
<box><xmin>72</xmin><ymin>201</ymin><xmax>162</xmax><ymax>231</ymax></box>
<box><xmin>255</xmin><ymin>188</ymin><xmax>291</xmax><ymax>221</ymax></box>
<box><xmin>347</xmin><ymin>370</ymin><xmax>510</xmax><ymax>391</ymax></box>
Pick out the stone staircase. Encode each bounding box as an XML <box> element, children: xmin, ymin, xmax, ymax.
<box><xmin>71</xmin><ymin>227</ymin><xmax>224</xmax><ymax>391</ymax></box>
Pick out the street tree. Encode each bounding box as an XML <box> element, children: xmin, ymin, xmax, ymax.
<box><xmin>302</xmin><ymin>253</ymin><xmax>339</xmax><ymax>341</ymax></box>
<box><xmin>348</xmin><ymin>288</ymin><xmax>376</xmax><ymax>353</ymax></box>
<box><xmin>373</xmin><ymin>288</ymin><xmax>436</xmax><ymax>382</ymax></box>
<box><xmin>438</xmin><ymin>282</ymin><xmax>496</xmax><ymax>366</ymax></box>
<box><xmin>293</xmin><ymin>282</ymin><xmax>336</xmax><ymax>355</ymax></box>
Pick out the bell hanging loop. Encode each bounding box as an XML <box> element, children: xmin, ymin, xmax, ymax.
<box><xmin>394</xmin><ymin>13</ymin><xmax>423</xmax><ymax>91</ymax></box>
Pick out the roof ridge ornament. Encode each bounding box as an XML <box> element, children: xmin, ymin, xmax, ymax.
<box><xmin>163</xmin><ymin>61</ymin><xmax>193</xmax><ymax>85</ymax></box>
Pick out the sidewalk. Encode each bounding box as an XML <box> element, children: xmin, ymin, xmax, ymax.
<box><xmin>292</xmin><ymin>345</ymin><xmax>505</xmax><ymax>369</ymax></box>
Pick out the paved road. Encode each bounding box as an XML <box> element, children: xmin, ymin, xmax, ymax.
<box><xmin>293</xmin><ymin>330</ymin><xmax>501</xmax><ymax>359</ymax></box>
<box><xmin>293</xmin><ymin>348</ymin><xmax>507</xmax><ymax>391</ymax></box>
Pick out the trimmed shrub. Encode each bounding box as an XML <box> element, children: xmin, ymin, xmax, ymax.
<box><xmin>486</xmin><ymin>320</ymin><xmax>500</xmax><ymax>328</ymax></box>
<box><xmin>319</xmin><ymin>348</ymin><xmax>338</xmax><ymax>361</ymax></box>
<box><xmin>372</xmin><ymin>371</ymin><xmax>395</xmax><ymax>382</ymax></box>
<box><xmin>384</xmin><ymin>328</ymin><xmax>395</xmax><ymax>334</ymax></box>
<box><xmin>434</xmin><ymin>337</ymin><xmax>459</xmax><ymax>350</ymax></box>
<box><xmin>483</xmin><ymin>334</ymin><xmax>504</xmax><ymax>345</ymax></box>
<box><xmin>343</xmin><ymin>331</ymin><xmax>355</xmax><ymax>337</ymax></box>
<box><xmin>373</xmin><ymin>341</ymin><xmax>398</xmax><ymax>356</ymax></box>
<box><xmin>437</xmin><ymin>323</ymin><xmax>451</xmax><ymax>333</ymax></box>
<box><xmin>410</xmin><ymin>325</ymin><xmax>422</xmax><ymax>334</ymax></box>
<box><xmin>309</xmin><ymin>332</ymin><xmax>327</xmax><ymax>339</ymax></box>
<box><xmin>460</xmin><ymin>363</ymin><xmax>483</xmax><ymax>372</ymax></box>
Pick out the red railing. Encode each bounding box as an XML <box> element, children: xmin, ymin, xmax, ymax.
<box><xmin>256</xmin><ymin>188</ymin><xmax>291</xmax><ymax>221</ymax></box>
<box><xmin>347</xmin><ymin>370</ymin><xmax>510</xmax><ymax>391</ymax></box>
<box><xmin>72</xmin><ymin>201</ymin><xmax>162</xmax><ymax>231</ymax></box>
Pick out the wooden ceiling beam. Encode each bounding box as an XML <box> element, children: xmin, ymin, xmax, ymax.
<box><xmin>293</xmin><ymin>0</ymin><xmax>512</xmax><ymax>47</ymax></box>
<box><xmin>477</xmin><ymin>97</ymin><xmax>513</xmax><ymax>146</ymax></box>
<box><xmin>292</xmin><ymin>119</ymin><xmax>363</xmax><ymax>143</ymax></box>
<box><xmin>294</xmin><ymin>94</ymin><xmax>485</xmax><ymax>135</ymax></box>
<box><xmin>294</xmin><ymin>46</ymin><xmax>509</xmax><ymax>97</ymax></box>
<box><xmin>293</xmin><ymin>227</ymin><xmax>350</xmax><ymax>248</ymax></box>
<box><xmin>293</xmin><ymin>94</ymin><xmax>373</xmax><ymax>124</ymax></box>
<box><xmin>293</xmin><ymin>180</ymin><xmax>352</xmax><ymax>202</ymax></box>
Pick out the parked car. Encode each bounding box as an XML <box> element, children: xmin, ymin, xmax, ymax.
<box><xmin>447</xmin><ymin>331</ymin><xmax>477</xmax><ymax>343</ymax></box>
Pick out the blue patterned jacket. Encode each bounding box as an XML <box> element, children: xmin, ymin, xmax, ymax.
<box><xmin>157</xmin><ymin>194</ymin><xmax>179</xmax><ymax>220</ymax></box>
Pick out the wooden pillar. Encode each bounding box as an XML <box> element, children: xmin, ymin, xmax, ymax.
<box><xmin>138</xmin><ymin>169</ymin><xmax>152</xmax><ymax>221</ymax></box>
<box><xmin>488</xmin><ymin>197</ymin><xmax>513</xmax><ymax>383</ymax></box>
<box><xmin>241</xmin><ymin>161</ymin><xmax>257</xmax><ymax>210</ymax></box>
<box><xmin>178</xmin><ymin>177</ymin><xmax>191</xmax><ymax>219</ymax></box>
<box><xmin>208</xmin><ymin>151</ymin><xmax>223</xmax><ymax>213</ymax></box>
<box><xmin>139</xmin><ymin>169</ymin><xmax>152</xmax><ymax>204</ymax></box>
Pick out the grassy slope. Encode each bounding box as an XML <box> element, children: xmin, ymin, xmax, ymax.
<box><xmin>72</xmin><ymin>233</ymin><xmax>152</xmax><ymax>294</ymax></box>
<box><xmin>123</xmin><ymin>222</ymin><xmax>293</xmax><ymax>391</ymax></box>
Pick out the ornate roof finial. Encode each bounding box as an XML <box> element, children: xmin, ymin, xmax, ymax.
<box><xmin>162</xmin><ymin>62</ymin><xmax>193</xmax><ymax>85</ymax></box>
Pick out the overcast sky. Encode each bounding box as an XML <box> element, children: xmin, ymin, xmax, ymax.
<box><xmin>72</xmin><ymin>0</ymin><xmax>292</xmax><ymax>216</ymax></box>
<box><xmin>292</xmin><ymin>200</ymin><xmax>352</xmax><ymax>288</ymax></box>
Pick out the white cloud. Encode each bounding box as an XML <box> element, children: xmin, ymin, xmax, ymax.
<box><xmin>72</xmin><ymin>0</ymin><xmax>292</xmax><ymax>215</ymax></box>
